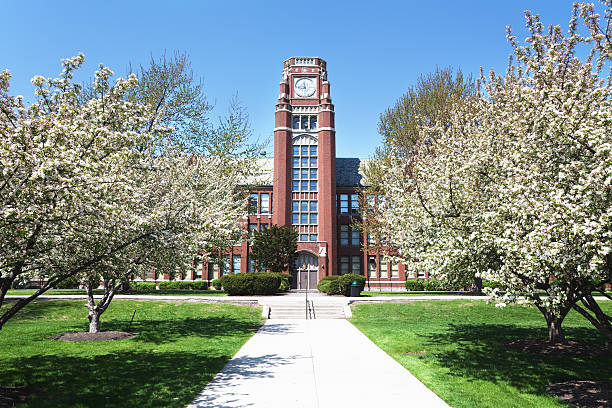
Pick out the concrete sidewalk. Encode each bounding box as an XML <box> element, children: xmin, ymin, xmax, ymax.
<box><xmin>187</xmin><ymin>319</ymin><xmax>450</xmax><ymax>408</ymax></box>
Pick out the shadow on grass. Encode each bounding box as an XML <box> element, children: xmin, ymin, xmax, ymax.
<box><xmin>0</xmin><ymin>299</ymin><xmax>82</xmax><ymax>321</ymax></box>
<box><xmin>425</xmin><ymin>323</ymin><xmax>612</xmax><ymax>394</ymax></box>
<box><xmin>0</xmin><ymin>350</ymin><xmax>293</xmax><ymax>408</ymax></box>
<box><xmin>100</xmin><ymin>316</ymin><xmax>262</xmax><ymax>344</ymax></box>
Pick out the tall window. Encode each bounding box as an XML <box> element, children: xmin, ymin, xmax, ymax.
<box><xmin>391</xmin><ymin>262</ymin><xmax>399</xmax><ymax>278</ymax></box>
<box><xmin>351</xmin><ymin>256</ymin><xmax>361</xmax><ymax>274</ymax></box>
<box><xmin>232</xmin><ymin>255</ymin><xmax>241</xmax><ymax>274</ymax></box>
<box><xmin>249</xmin><ymin>193</ymin><xmax>258</xmax><ymax>214</ymax></box>
<box><xmin>351</xmin><ymin>226</ymin><xmax>360</xmax><ymax>246</ymax></box>
<box><xmin>339</xmin><ymin>194</ymin><xmax>349</xmax><ymax>214</ymax></box>
<box><xmin>194</xmin><ymin>256</ymin><xmax>202</xmax><ymax>280</ymax></box>
<box><xmin>247</xmin><ymin>257</ymin><xmax>255</xmax><ymax>273</ymax></box>
<box><xmin>292</xmin><ymin>140</ymin><xmax>318</xmax><ymax>242</ymax></box>
<box><xmin>340</xmin><ymin>225</ymin><xmax>349</xmax><ymax>246</ymax></box>
<box><xmin>380</xmin><ymin>257</ymin><xmax>388</xmax><ymax>278</ymax></box>
<box><xmin>367</xmin><ymin>256</ymin><xmax>377</xmax><ymax>278</ymax></box>
<box><xmin>340</xmin><ymin>256</ymin><xmax>349</xmax><ymax>274</ymax></box>
<box><xmin>351</xmin><ymin>193</ymin><xmax>359</xmax><ymax>214</ymax></box>
<box><xmin>260</xmin><ymin>193</ymin><xmax>270</xmax><ymax>214</ymax></box>
<box><xmin>221</xmin><ymin>256</ymin><xmax>230</xmax><ymax>276</ymax></box>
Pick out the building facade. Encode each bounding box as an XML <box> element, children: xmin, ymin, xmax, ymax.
<box><xmin>160</xmin><ymin>57</ymin><xmax>423</xmax><ymax>290</ymax></box>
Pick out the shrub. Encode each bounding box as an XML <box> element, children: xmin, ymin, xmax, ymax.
<box><xmin>158</xmin><ymin>281</ymin><xmax>210</xmax><ymax>290</ymax></box>
<box><xmin>318</xmin><ymin>274</ymin><xmax>365</xmax><ymax>296</ymax></box>
<box><xmin>220</xmin><ymin>273</ymin><xmax>281</xmax><ymax>296</ymax></box>
<box><xmin>268</xmin><ymin>273</ymin><xmax>292</xmax><ymax>292</ymax></box>
<box><xmin>338</xmin><ymin>274</ymin><xmax>366</xmax><ymax>296</ymax></box>
<box><xmin>317</xmin><ymin>276</ymin><xmax>341</xmax><ymax>295</ymax></box>
<box><xmin>130</xmin><ymin>282</ymin><xmax>157</xmax><ymax>293</ymax></box>
<box><xmin>212</xmin><ymin>279</ymin><xmax>222</xmax><ymax>290</ymax></box>
<box><xmin>54</xmin><ymin>276</ymin><xmax>81</xmax><ymax>289</ymax></box>
<box><xmin>405</xmin><ymin>279</ymin><xmax>425</xmax><ymax>291</ymax></box>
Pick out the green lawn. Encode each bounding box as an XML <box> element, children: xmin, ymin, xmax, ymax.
<box><xmin>351</xmin><ymin>300</ymin><xmax>612</xmax><ymax>408</ymax></box>
<box><xmin>361</xmin><ymin>290</ymin><xmax>479</xmax><ymax>297</ymax></box>
<box><xmin>0</xmin><ymin>299</ymin><xmax>261</xmax><ymax>407</ymax></box>
<box><xmin>6</xmin><ymin>288</ymin><xmax>227</xmax><ymax>296</ymax></box>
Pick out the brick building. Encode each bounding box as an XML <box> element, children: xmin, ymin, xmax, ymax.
<box><xmin>166</xmin><ymin>57</ymin><xmax>419</xmax><ymax>290</ymax></box>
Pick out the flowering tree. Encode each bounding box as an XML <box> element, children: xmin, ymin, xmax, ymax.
<box><xmin>374</xmin><ymin>2</ymin><xmax>611</xmax><ymax>345</ymax></box>
<box><xmin>0</xmin><ymin>54</ymin><xmax>253</xmax><ymax>332</ymax></box>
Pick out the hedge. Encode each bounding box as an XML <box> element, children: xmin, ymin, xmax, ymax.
<box><xmin>157</xmin><ymin>281</ymin><xmax>210</xmax><ymax>290</ymax></box>
<box><xmin>220</xmin><ymin>273</ymin><xmax>281</xmax><ymax>295</ymax></box>
<box><xmin>318</xmin><ymin>274</ymin><xmax>366</xmax><ymax>296</ymax></box>
<box><xmin>54</xmin><ymin>276</ymin><xmax>81</xmax><ymax>289</ymax></box>
<box><xmin>129</xmin><ymin>282</ymin><xmax>157</xmax><ymax>293</ymax></box>
<box><xmin>212</xmin><ymin>279</ymin><xmax>222</xmax><ymax>290</ymax></box>
<box><xmin>405</xmin><ymin>279</ymin><xmax>425</xmax><ymax>291</ymax></box>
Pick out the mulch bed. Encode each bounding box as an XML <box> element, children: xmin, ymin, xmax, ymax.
<box><xmin>0</xmin><ymin>386</ymin><xmax>29</xmax><ymax>408</ymax></box>
<box><xmin>503</xmin><ymin>339</ymin><xmax>608</xmax><ymax>357</ymax></box>
<box><xmin>547</xmin><ymin>381</ymin><xmax>612</xmax><ymax>408</ymax></box>
<box><xmin>49</xmin><ymin>331</ymin><xmax>134</xmax><ymax>341</ymax></box>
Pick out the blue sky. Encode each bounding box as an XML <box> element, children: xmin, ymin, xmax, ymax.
<box><xmin>1</xmin><ymin>0</ymin><xmax>581</xmax><ymax>158</ymax></box>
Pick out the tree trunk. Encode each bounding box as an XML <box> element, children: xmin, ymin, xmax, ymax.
<box><xmin>88</xmin><ymin>311</ymin><xmax>100</xmax><ymax>333</ymax></box>
<box><xmin>470</xmin><ymin>277</ymin><xmax>483</xmax><ymax>294</ymax></box>
<box><xmin>546</xmin><ymin>315</ymin><xmax>565</xmax><ymax>343</ymax></box>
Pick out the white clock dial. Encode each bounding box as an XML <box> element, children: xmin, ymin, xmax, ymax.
<box><xmin>294</xmin><ymin>78</ymin><xmax>316</xmax><ymax>97</ymax></box>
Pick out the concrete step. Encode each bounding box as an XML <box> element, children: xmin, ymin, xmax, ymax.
<box><xmin>266</xmin><ymin>303</ymin><xmax>348</xmax><ymax>319</ymax></box>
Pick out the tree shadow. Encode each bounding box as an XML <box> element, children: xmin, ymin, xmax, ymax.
<box><xmin>0</xmin><ymin>299</ymin><xmax>82</xmax><ymax>321</ymax></box>
<box><xmin>0</xmin><ymin>350</ymin><xmax>276</xmax><ymax>408</ymax></box>
<box><xmin>425</xmin><ymin>323</ymin><xmax>612</xmax><ymax>395</ymax></box>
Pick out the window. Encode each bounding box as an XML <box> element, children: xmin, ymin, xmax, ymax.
<box><xmin>194</xmin><ymin>256</ymin><xmax>202</xmax><ymax>280</ymax></box>
<box><xmin>340</xmin><ymin>194</ymin><xmax>349</xmax><ymax>214</ymax></box>
<box><xmin>260</xmin><ymin>193</ymin><xmax>270</xmax><ymax>214</ymax></box>
<box><xmin>249</xmin><ymin>193</ymin><xmax>258</xmax><ymax>214</ymax></box>
<box><xmin>391</xmin><ymin>262</ymin><xmax>399</xmax><ymax>278</ymax></box>
<box><xmin>221</xmin><ymin>255</ymin><xmax>230</xmax><ymax>276</ymax></box>
<box><xmin>292</xmin><ymin>142</ymin><xmax>318</xmax><ymax>237</ymax></box>
<box><xmin>351</xmin><ymin>226</ymin><xmax>360</xmax><ymax>246</ymax></box>
<box><xmin>340</xmin><ymin>256</ymin><xmax>349</xmax><ymax>274</ymax></box>
<box><xmin>367</xmin><ymin>233</ymin><xmax>376</xmax><ymax>245</ymax></box>
<box><xmin>232</xmin><ymin>255</ymin><xmax>241</xmax><ymax>274</ymax></box>
<box><xmin>340</xmin><ymin>225</ymin><xmax>349</xmax><ymax>246</ymax></box>
<box><xmin>247</xmin><ymin>257</ymin><xmax>255</xmax><ymax>273</ymax></box>
<box><xmin>380</xmin><ymin>257</ymin><xmax>388</xmax><ymax>278</ymax></box>
<box><xmin>368</xmin><ymin>256</ymin><xmax>377</xmax><ymax>278</ymax></box>
<box><xmin>366</xmin><ymin>194</ymin><xmax>375</xmax><ymax>210</ymax></box>
<box><xmin>261</xmin><ymin>223</ymin><xmax>269</xmax><ymax>230</ymax></box>
<box><xmin>292</xmin><ymin>114</ymin><xmax>318</xmax><ymax>130</ymax></box>
<box><xmin>309</xmin><ymin>234</ymin><xmax>318</xmax><ymax>242</ymax></box>
<box><xmin>209</xmin><ymin>262</ymin><xmax>220</xmax><ymax>280</ymax></box>
<box><xmin>351</xmin><ymin>194</ymin><xmax>359</xmax><ymax>214</ymax></box>
<box><xmin>351</xmin><ymin>256</ymin><xmax>361</xmax><ymax>274</ymax></box>
<box><xmin>248</xmin><ymin>223</ymin><xmax>258</xmax><ymax>234</ymax></box>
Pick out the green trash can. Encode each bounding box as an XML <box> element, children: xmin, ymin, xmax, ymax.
<box><xmin>350</xmin><ymin>280</ymin><xmax>361</xmax><ymax>297</ymax></box>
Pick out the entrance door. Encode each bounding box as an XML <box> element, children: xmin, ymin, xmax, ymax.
<box><xmin>292</xmin><ymin>252</ymin><xmax>318</xmax><ymax>290</ymax></box>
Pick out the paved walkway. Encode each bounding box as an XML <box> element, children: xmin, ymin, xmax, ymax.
<box><xmin>187</xmin><ymin>319</ymin><xmax>450</xmax><ymax>408</ymax></box>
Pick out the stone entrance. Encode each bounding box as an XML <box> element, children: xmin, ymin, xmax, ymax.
<box><xmin>292</xmin><ymin>251</ymin><xmax>318</xmax><ymax>290</ymax></box>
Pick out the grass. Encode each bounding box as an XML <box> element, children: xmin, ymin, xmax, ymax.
<box><xmin>361</xmin><ymin>290</ymin><xmax>479</xmax><ymax>297</ymax></box>
<box><xmin>6</xmin><ymin>288</ymin><xmax>227</xmax><ymax>296</ymax></box>
<box><xmin>351</xmin><ymin>300</ymin><xmax>612</xmax><ymax>408</ymax></box>
<box><xmin>0</xmin><ymin>299</ymin><xmax>262</xmax><ymax>407</ymax></box>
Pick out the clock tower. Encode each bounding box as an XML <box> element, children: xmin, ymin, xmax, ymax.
<box><xmin>273</xmin><ymin>57</ymin><xmax>338</xmax><ymax>287</ymax></box>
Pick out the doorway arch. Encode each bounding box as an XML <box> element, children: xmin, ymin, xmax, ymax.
<box><xmin>292</xmin><ymin>251</ymin><xmax>318</xmax><ymax>290</ymax></box>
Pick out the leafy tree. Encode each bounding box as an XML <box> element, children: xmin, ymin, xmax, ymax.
<box><xmin>364</xmin><ymin>67</ymin><xmax>483</xmax><ymax>292</ymax></box>
<box><xmin>250</xmin><ymin>225</ymin><xmax>298</xmax><ymax>273</ymax></box>
<box><xmin>374</xmin><ymin>1</ymin><xmax>611</xmax><ymax>345</ymax></box>
<box><xmin>0</xmin><ymin>54</ymin><xmax>253</xmax><ymax>333</ymax></box>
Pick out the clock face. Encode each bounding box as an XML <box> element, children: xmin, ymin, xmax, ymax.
<box><xmin>294</xmin><ymin>77</ymin><xmax>316</xmax><ymax>97</ymax></box>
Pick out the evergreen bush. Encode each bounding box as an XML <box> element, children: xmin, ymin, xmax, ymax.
<box><xmin>405</xmin><ymin>279</ymin><xmax>425</xmax><ymax>291</ymax></box>
<box><xmin>129</xmin><ymin>282</ymin><xmax>157</xmax><ymax>293</ymax></box>
<box><xmin>158</xmin><ymin>281</ymin><xmax>210</xmax><ymax>290</ymax></box>
<box><xmin>220</xmin><ymin>273</ymin><xmax>281</xmax><ymax>296</ymax></box>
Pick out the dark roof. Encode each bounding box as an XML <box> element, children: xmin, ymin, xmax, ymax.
<box><xmin>336</xmin><ymin>158</ymin><xmax>367</xmax><ymax>187</ymax></box>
